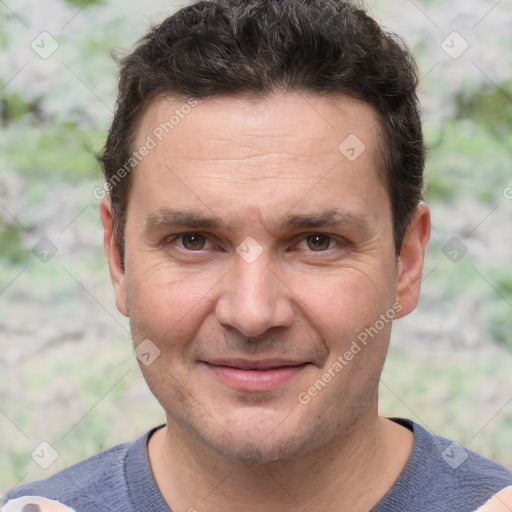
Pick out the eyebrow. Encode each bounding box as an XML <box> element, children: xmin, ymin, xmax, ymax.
<box><xmin>144</xmin><ymin>207</ymin><xmax>370</xmax><ymax>234</ymax></box>
<box><xmin>146</xmin><ymin>209</ymin><xmax>225</xmax><ymax>231</ymax></box>
<box><xmin>269</xmin><ymin>209</ymin><xmax>370</xmax><ymax>233</ymax></box>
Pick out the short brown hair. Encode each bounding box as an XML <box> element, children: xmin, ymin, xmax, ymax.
<box><xmin>99</xmin><ymin>0</ymin><xmax>424</xmax><ymax>258</ymax></box>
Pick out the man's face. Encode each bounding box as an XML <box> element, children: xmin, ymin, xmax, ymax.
<box><xmin>103</xmin><ymin>92</ymin><xmax>427</xmax><ymax>461</ymax></box>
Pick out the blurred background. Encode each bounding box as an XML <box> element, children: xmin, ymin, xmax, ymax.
<box><xmin>0</xmin><ymin>0</ymin><xmax>511</xmax><ymax>495</ymax></box>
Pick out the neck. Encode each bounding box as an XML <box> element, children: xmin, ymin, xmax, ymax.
<box><xmin>147</xmin><ymin>407</ymin><xmax>413</xmax><ymax>512</ymax></box>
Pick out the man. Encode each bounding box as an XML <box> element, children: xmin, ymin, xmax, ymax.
<box><xmin>4</xmin><ymin>0</ymin><xmax>512</xmax><ymax>511</ymax></box>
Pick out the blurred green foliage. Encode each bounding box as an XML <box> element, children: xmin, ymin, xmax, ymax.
<box><xmin>4</xmin><ymin>121</ymin><xmax>102</xmax><ymax>180</ymax></box>
<box><xmin>62</xmin><ymin>0</ymin><xmax>105</xmax><ymax>6</ymax></box>
<box><xmin>455</xmin><ymin>80</ymin><xmax>512</xmax><ymax>142</ymax></box>
<box><xmin>486</xmin><ymin>272</ymin><xmax>512</xmax><ymax>350</ymax></box>
<box><xmin>0</xmin><ymin>224</ymin><xmax>27</xmax><ymax>265</ymax></box>
<box><xmin>424</xmin><ymin>119</ymin><xmax>510</xmax><ymax>204</ymax></box>
<box><xmin>0</xmin><ymin>90</ymin><xmax>34</xmax><ymax>123</ymax></box>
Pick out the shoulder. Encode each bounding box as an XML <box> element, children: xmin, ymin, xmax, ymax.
<box><xmin>427</xmin><ymin>430</ymin><xmax>512</xmax><ymax>492</ymax></box>
<box><xmin>419</xmin><ymin>420</ymin><xmax>512</xmax><ymax>510</ymax></box>
<box><xmin>375</xmin><ymin>419</ymin><xmax>512</xmax><ymax>512</ymax></box>
<box><xmin>3</xmin><ymin>440</ymin><xmax>135</xmax><ymax>510</ymax></box>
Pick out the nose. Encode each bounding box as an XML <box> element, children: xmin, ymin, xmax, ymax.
<box><xmin>215</xmin><ymin>247</ymin><xmax>295</xmax><ymax>338</ymax></box>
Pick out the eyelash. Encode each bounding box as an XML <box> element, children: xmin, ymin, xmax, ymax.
<box><xmin>164</xmin><ymin>232</ymin><xmax>344</xmax><ymax>255</ymax></box>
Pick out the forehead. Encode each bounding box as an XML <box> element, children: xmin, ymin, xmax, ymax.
<box><xmin>136</xmin><ymin>92</ymin><xmax>382</xmax><ymax>164</ymax></box>
<box><xmin>129</xmin><ymin>92</ymin><xmax>389</xmax><ymax>231</ymax></box>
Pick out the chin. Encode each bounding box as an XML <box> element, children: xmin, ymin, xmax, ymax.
<box><xmin>209</xmin><ymin>430</ymin><xmax>317</xmax><ymax>464</ymax></box>
<box><xmin>171</xmin><ymin>401</ymin><xmax>349</xmax><ymax>465</ymax></box>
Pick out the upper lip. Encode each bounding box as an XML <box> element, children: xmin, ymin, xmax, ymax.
<box><xmin>202</xmin><ymin>358</ymin><xmax>309</xmax><ymax>370</ymax></box>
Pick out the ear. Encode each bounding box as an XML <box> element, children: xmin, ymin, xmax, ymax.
<box><xmin>100</xmin><ymin>197</ymin><xmax>128</xmax><ymax>317</ymax></box>
<box><xmin>394</xmin><ymin>201</ymin><xmax>431</xmax><ymax>319</ymax></box>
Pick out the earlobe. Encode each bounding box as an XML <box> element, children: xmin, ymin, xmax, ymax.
<box><xmin>394</xmin><ymin>202</ymin><xmax>431</xmax><ymax>319</ymax></box>
<box><xmin>100</xmin><ymin>197</ymin><xmax>128</xmax><ymax>317</ymax></box>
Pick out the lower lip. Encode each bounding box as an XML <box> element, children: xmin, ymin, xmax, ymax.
<box><xmin>204</xmin><ymin>363</ymin><xmax>309</xmax><ymax>392</ymax></box>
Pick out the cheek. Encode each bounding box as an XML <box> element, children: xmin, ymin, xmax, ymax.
<box><xmin>293</xmin><ymin>267</ymin><xmax>394</xmax><ymax>346</ymax></box>
<box><xmin>125</xmin><ymin>260</ymin><xmax>220</xmax><ymax>345</ymax></box>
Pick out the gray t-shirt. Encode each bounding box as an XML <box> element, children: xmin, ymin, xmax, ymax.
<box><xmin>3</xmin><ymin>418</ymin><xmax>512</xmax><ymax>511</ymax></box>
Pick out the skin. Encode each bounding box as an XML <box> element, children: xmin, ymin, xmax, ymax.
<box><xmin>476</xmin><ymin>487</ymin><xmax>512</xmax><ymax>511</ymax></box>
<box><xmin>101</xmin><ymin>92</ymin><xmax>431</xmax><ymax>511</ymax></box>
<box><xmin>1</xmin><ymin>496</ymin><xmax>76</xmax><ymax>511</ymax></box>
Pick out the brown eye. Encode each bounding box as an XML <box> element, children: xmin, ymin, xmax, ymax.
<box><xmin>306</xmin><ymin>234</ymin><xmax>331</xmax><ymax>251</ymax></box>
<box><xmin>181</xmin><ymin>233</ymin><xmax>206</xmax><ymax>250</ymax></box>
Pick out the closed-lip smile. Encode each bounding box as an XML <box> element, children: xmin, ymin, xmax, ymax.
<box><xmin>201</xmin><ymin>358</ymin><xmax>310</xmax><ymax>391</ymax></box>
